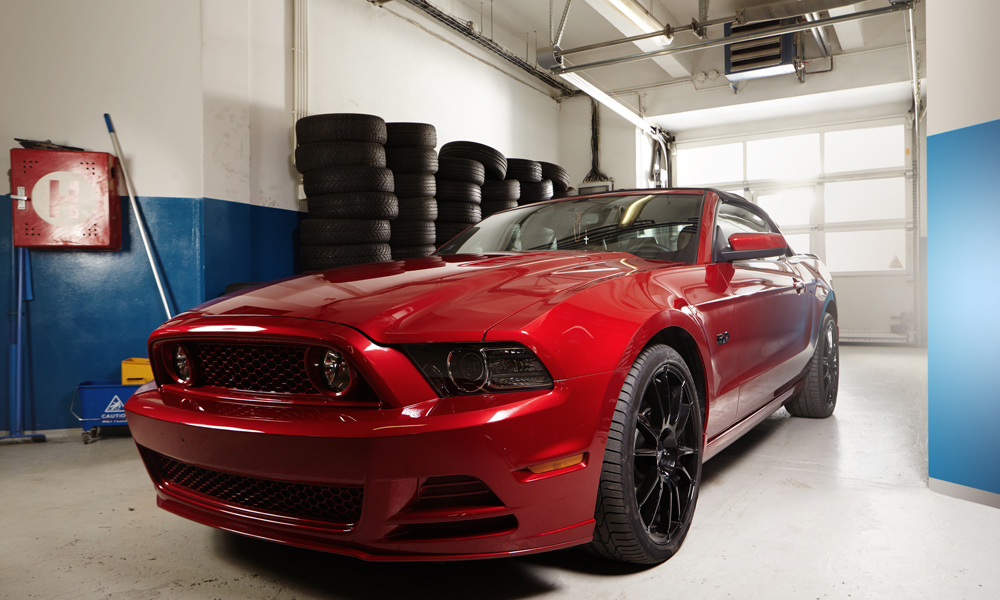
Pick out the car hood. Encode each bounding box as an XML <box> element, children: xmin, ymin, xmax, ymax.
<box><xmin>178</xmin><ymin>253</ymin><xmax>645</xmax><ymax>343</ymax></box>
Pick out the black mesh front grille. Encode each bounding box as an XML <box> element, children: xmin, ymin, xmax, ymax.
<box><xmin>148</xmin><ymin>450</ymin><xmax>363</xmax><ymax>525</ymax></box>
<box><xmin>190</xmin><ymin>342</ymin><xmax>318</xmax><ymax>394</ymax></box>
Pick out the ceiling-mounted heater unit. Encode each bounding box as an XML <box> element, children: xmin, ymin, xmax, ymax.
<box><xmin>724</xmin><ymin>19</ymin><xmax>796</xmax><ymax>82</ymax></box>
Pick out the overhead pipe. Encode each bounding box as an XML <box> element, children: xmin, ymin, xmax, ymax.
<box><xmin>549</xmin><ymin>2</ymin><xmax>913</xmax><ymax>75</ymax></box>
<box><xmin>804</xmin><ymin>12</ymin><xmax>832</xmax><ymax>58</ymax></box>
<box><xmin>904</xmin><ymin>5</ymin><xmax>922</xmax><ymax>118</ymax></box>
<box><xmin>401</xmin><ymin>0</ymin><xmax>574</xmax><ymax>93</ymax></box>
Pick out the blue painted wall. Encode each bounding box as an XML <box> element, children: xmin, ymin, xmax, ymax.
<box><xmin>927</xmin><ymin>118</ymin><xmax>1000</xmax><ymax>496</ymax></box>
<box><xmin>2</xmin><ymin>196</ymin><xmax>300</xmax><ymax>432</ymax></box>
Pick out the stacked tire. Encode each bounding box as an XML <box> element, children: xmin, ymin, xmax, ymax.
<box><xmin>435</xmin><ymin>141</ymin><xmax>506</xmax><ymax>246</ymax></box>
<box><xmin>502</xmin><ymin>159</ymin><xmax>572</xmax><ymax>206</ymax></box>
<box><xmin>385</xmin><ymin>123</ymin><xmax>438</xmax><ymax>259</ymax></box>
<box><xmin>295</xmin><ymin>113</ymin><xmax>396</xmax><ymax>271</ymax></box>
<box><xmin>541</xmin><ymin>161</ymin><xmax>574</xmax><ymax>199</ymax></box>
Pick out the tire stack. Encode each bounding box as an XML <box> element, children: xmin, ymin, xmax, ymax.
<box><xmin>295</xmin><ymin>113</ymin><xmax>396</xmax><ymax>271</ymax></box>
<box><xmin>540</xmin><ymin>161</ymin><xmax>573</xmax><ymax>200</ymax></box>
<box><xmin>435</xmin><ymin>141</ymin><xmax>507</xmax><ymax>246</ymax></box>
<box><xmin>385</xmin><ymin>123</ymin><xmax>439</xmax><ymax>259</ymax></box>
<box><xmin>481</xmin><ymin>157</ymin><xmax>520</xmax><ymax>218</ymax></box>
<box><xmin>501</xmin><ymin>159</ymin><xmax>572</xmax><ymax>206</ymax></box>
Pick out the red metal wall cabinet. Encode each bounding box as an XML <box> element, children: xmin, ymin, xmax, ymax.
<box><xmin>10</xmin><ymin>148</ymin><xmax>121</xmax><ymax>249</ymax></box>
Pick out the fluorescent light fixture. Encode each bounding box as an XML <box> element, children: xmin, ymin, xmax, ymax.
<box><xmin>606</xmin><ymin>0</ymin><xmax>673</xmax><ymax>45</ymax></box>
<box><xmin>725</xmin><ymin>62</ymin><xmax>797</xmax><ymax>82</ymax></box>
<box><xmin>559</xmin><ymin>72</ymin><xmax>655</xmax><ymax>134</ymax></box>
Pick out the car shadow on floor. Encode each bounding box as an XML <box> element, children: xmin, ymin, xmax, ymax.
<box><xmin>216</xmin><ymin>531</ymin><xmax>561</xmax><ymax>599</ymax></box>
<box><xmin>213</xmin><ymin>409</ymin><xmax>804</xmax><ymax>599</ymax></box>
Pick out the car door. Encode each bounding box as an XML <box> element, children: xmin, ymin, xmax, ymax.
<box><xmin>713</xmin><ymin>201</ymin><xmax>813</xmax><ymax>421</ymax></box>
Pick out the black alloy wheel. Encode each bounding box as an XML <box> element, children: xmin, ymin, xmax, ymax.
<box><xmin>633</xmin><ymin>363</ymin><xmax>700</xmax><ymax>545</ymax></box>
<box><xmin>784</xmin><ymin>312</ymin><xmax>838</xmax><ymax>418</ymax></box>
<box><xmin>820</xmin><ymin>316</ymin><xmax>839</xmax><ymax>407</ymax></box>
<box><xmin>589</xmin><ymin>344</ymin><xmax>703</xmax><ymax>564</ymax></box>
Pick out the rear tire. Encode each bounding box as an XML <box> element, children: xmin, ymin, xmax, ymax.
<box><xmin>588</xmin><ymin>344</ymin><xmax>703</xmax><ymax>565</ymax></box>
<box><xmin>785</xmin><ymin>312</ymin><xmax>839</xmax><ymax>418</ymax></box>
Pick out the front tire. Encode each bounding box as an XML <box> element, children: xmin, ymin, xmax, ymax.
<box><xmin>588</xmin><ymin>344</ymin><xmax>703</xmax><ymax>564</ymax></box>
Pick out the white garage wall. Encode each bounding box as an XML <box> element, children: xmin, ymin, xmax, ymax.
<box><xmin>557</xmin><ymin>95</ymin><xmax>648</xmax><ymax>191</ymax></box>
<box><xmin>202</xmin><ymin>0</ymin><xmax>297</xmax><ymax>209</ymax></box>
<box><xmin>306</xmin><ymin>1</ymin><xmax>560</xmax><ymax>167</ymax></box>
<box><xmin>0</xmin><ymin>0</ymin><xmax>204</xmax><ymax>199</ymax></box>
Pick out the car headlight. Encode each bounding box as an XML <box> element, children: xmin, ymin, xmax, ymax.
<box><xmin>320</xmin><ymin>349</ymin><xmax>353</xmax><ymax>394</ymax></box>
<box><xmin>403</xmin><ymin>343</ymin><xmax>553</xmax><ymax>397</ymax></box>
<box><xmin>172</xmin><ymin>345</ymin><xmax>193</xmax><ymax>385</ymax></box>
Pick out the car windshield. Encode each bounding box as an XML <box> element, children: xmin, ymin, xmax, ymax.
<box><xmin>437</xmin><ymin>192</ymin><xmax>705</xmax><ymax>263</ymax></box>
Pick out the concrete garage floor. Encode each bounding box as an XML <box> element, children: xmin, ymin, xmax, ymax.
<box><xmin>2</xmin><ymin>346</ymin><xmax>997</xmax><ymax>599</ymax></box>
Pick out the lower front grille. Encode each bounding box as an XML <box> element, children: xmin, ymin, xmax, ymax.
<box><xmin>144</xmin><ymin>449</ymin><xmax>363</xmax><ymax>525</ymax></box>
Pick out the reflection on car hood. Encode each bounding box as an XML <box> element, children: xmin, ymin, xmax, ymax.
<box><xmin>180</xmin><ymin>253</ymin><xmax>645</xmax><ymax>343</ymax></box>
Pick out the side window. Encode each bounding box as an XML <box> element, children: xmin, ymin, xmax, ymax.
<box><xmin>715</xmin><ymin>202</ymin><xmax>774</xmax><ymax>256</ymax></box>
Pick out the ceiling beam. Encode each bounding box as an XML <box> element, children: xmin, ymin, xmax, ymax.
<box><xmin>581</xmin><ymin>0</ymin><xmax>691</xmax><ymax>78</ymax></box>
<box><xmin>829</xmin><ymin>4</ymin><xmax>866</xmax><ymax>50</ymax></box>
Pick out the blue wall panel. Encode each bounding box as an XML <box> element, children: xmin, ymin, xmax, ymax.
<box><xmin>2</xmin><ymin>195</ymin><xmax>300</xmax><ymax>432</ymax></box>
<box><xmin>203</xmin><ymin>198</ymin><xmax>302</xmax><ymax>299</ymax></box>
<box><xmin>927</xmin><ymin>118</ymin><xmax>1000</xmax><ymax>495</ymax></box>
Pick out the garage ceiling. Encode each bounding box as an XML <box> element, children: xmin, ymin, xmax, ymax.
<box><xmin>443</xmin><ymin>0</ymin><xmax>924</xmax><ymax>127</ymax></box>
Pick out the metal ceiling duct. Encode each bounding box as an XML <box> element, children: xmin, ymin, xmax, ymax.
<box><xmin>737</xmin><ymin>0</ymin><xmax>863</xmax><ymax>25</ymax></box>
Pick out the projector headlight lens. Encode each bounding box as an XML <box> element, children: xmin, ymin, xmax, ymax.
<box><xmin>405</xmin><ymin>343</ymin><xmax>553</xmax><ymax>397</ymax></box>
<box><xmin>320</xmin><ymin>349</ymin><xmax>353</xmax><ymax>394</ymax></box>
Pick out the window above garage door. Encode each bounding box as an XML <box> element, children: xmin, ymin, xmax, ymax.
<box><xmin>675</xmin><ymin>117</ymin><xmax>919</xmax><ymax>342</ymax></box>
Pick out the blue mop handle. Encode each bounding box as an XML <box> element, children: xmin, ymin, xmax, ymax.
<box><xmin>103</xmin><ymin>113</ymin><xmax>173</xmax><ymax>320</ymax></box>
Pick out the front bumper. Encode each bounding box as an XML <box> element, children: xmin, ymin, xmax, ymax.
<box><xmin>126</xmin><ymin>319</ymin><xmax>612</xmax><ymax>561</ymax></box>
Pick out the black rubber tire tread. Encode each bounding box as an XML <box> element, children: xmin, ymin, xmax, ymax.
<box><xmin>300</xmin><ymin>243</ymin><xmax>392</xmax><ymax>271</ymax></box>
<box><xmin>307</xmin><ymin>192</ymin><xmax>398</xmax><ymax>220</ymax></box>
<box><xmin>385</xmin><ymin>122</ymin><xmax>437</xmax><ymax>149</ymax></box>
<box><xmin>391</xmin><ymin>245</ymin><xmax>437</xmax><ymax>259</ymax></box>
<box><xmin>482</xmin><ymin>180</ymin><xmax>520</xmax><ymax>202</ymax></box>
<box><xmin>519</xmin><ymin>179</ymin><xmax>554</xmax><ymax>204</ymax></box>
<box><xmin>393</xmin><ymin>173</ymin><xmax>436</xmax><ymax>198</ymax></box>
<box><xmin>296</xmin><ymin>113</ymin><xmax>387</xmax><ymax>144</ymax></box>
<box><xmin>437</xmin><ymin>157</ymin><xmax>486</xmax><ymax>185</ymax></box>
<box><xmin>300</xmin><ymin>219</ymin><xmax>391</xmax><ymax>245</ymax></box>
<box><xmin>481</xmin><ymin>199</ymin><xmax>518</xmax><ymax>217</ymax></box>
<box><xmin>385</xmin><ymin>147</ymin><xmax>439</xmax><ymax>174</ymax></box>
<box><xmin>587</xmin><ymin>344</ymin><xmax>703</xmax><ymax>565</ymax></box>
<box><xmin>505</xmin><ymin>159</ymin><xmax>542</xmax><ymax>182</ymax></box>
<box><xmin>435</xmin><ymin>179</ymin><xmax>482</xmax><ymax>204</ymax></box>
<box><xmin>553</xmin><ymin>187</ymin><xmax>578</xmax><ymax>199</ymax></box>
<box><xmin>784</xmin><ymin>312</ymin><xmax>839</xmax><ymax>418</ymax></box>
<box><xmin>439</xmin><ymin>141</ymin><xmax>507</xmax><ymax>180</ymax></box>
<box><xmin>436</xmin><ymin>201</ymin><xmax>482</xmax><ymax>224</ymax></box>
<box><xmin>396</xmin><ymin>197</ymin><xmax>437</xmax><ymax>222</ymax></box>
<box><xmin>295</xmin><ymin>141</ymin><xmax>386</xmax><ymax>173</ymax></box>
<box><xmin>435</xmin><ymin>221</ymin><xmax>472</xmax><ymax>245</ymax></box>
<box><xmin>303</xmin><ymin>166</ymin><xmax>393</xmax><ymax>196</ymax></box>
<box><xmin>539</xmin><ymin>161</ymin><xmax>571</xmax><ymax>191</ymax></box>
<box><xmin>390</xmin><ymin>220</ymin><xmax>436</xmax><ymax>246</ymax></box>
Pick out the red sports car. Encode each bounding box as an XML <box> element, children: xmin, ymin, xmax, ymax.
<box><xmin>126</xmin><ymin>188</ymin><xmax>838</xmax><ymax>564</ymax></box>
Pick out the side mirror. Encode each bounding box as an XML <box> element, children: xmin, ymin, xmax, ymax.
<box><xmin>719</xmin><ymin>232</ymin><xmax>788</xmax><ymax>262</ymax></box>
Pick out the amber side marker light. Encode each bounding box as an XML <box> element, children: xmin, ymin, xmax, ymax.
<box><xmin>526</xmin><ymin>453</ymin><xmax>586</xmax><ymax>475</ymax></box>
